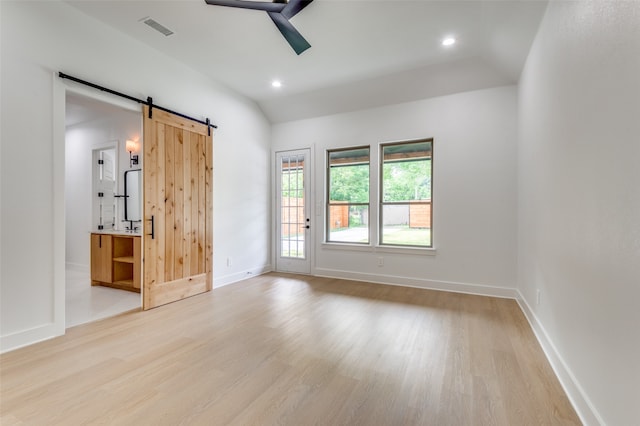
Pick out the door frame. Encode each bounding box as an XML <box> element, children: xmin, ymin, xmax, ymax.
<box><xmin>273</xmin><ymin>147</ymin><xmax>314</xmax><ymax>274</ymax></box>
<box><xmin>53</xmin><ymin>78</ymin><xmax>142</xmax><ymax>337</ymax></box>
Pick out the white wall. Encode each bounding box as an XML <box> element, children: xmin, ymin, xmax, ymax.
<box><xmin>4</xmin><ymin>2</ymin><xmax>636</xmax><ymax>422</ymax></box>
<box><xmin>518</xmin><ymin>1</ymin><xmax>640</xmax><ymax>424</ymax></box>
<box><xmin>1</xmin><ymin>0</ymin><xmax>272</xmax><ymax>352</ymax></box>
<box><xmin>273</xmin><ymin>86</ymin><xmax>518</xmax><ymax>295</ymax></box>
<box><xmin>65</xmin><ymin>108</ymin><xmax>142</xmax><ymax>270</ymax></box>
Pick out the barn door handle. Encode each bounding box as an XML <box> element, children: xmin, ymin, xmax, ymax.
<box><xmin>148</xmin><ymin>215</ymin><xmax>155</xmax><ymax>239</ymax></box>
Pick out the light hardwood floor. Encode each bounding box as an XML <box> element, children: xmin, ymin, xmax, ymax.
<box><xmin>1</xmin><ymin>273</ymin><xmax>580</xmax><ymax>425</ymax></box>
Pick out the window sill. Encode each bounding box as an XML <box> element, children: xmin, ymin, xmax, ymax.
<box><xmin>321</xmin><ymin>242</ymin><xmax>374</xmax><ymax>252</ymax></box>
<box><xmin>321</xmin><ymin>242</ymin><xmax>437</xmax><ymax>256</ymax></box>
<box><xmin>375</xmin><ymin>245</ymin><xmax>437</xmax><ymax>256</ymax></box>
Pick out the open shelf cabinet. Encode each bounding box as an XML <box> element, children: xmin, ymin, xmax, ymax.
<box><xmin>91</xmin><ymin>233</ymin><xmax>141</xmax><ymax>293</ymax></box>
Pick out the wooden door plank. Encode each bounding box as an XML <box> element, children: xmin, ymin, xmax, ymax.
<box><xmin>197</xmin><ymin>134</ymin><xmax>206</xmax><ymax>274</ymax></box>
<box><xmin>156</xmin><ymin>122</ymin><xmax>166</xmax><ymax>285</ymax></box>
<box><xmin>174</xmin><ymin>128</ymin><xmax>185</xmax><ymax>279</ymax></box>
<box><xmin>190</xmin><ymin>134</ymin><xmax>200</xmax><ymax>275</ymax></box>
<box><xmin>146</xmin><ymin>274</ymin><xmax>208</xmax><ymax>308</ymax></box>
<box><xmin>151</xmin><ymin>109</ymin><xmax>207</xmax><ymax>134</ymax></box>
<box><xmin>205</xmin><ymin>132</ymin><xmax>213</xmax><ymax>289</ymax></box>
<box><xmin>164</xmin><ymin>127</ymin><xmax>175</xmax><ymax>282</ymax></box>
<box><xmin>143</xmin><ymin>106</ymin><xmax>157</xmax><ymax>310</ymax></box>
<box><xmin>182</xmin><ymin>131</ymin><xmax>192</xmax><ymax>278</ymax></box>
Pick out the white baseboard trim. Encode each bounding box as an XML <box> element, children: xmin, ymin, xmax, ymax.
<box><xmin>313</xmin><ymin>267</ymin><xmax>518</xmax><ymax>299</ymax></box>
<box><xmin>516</xmin><ymin>291</ymin><xmax>603</xmax><ymax>426</ymax></box>
<box><xmin>214</xmin><ymin>264</ymin><xmax>272</xmax><ymax>288</ymax></box>
<box><xmin>0</xmin><ymin>322</ymin><xmax>64</xmax><ymax>354</ymax></box>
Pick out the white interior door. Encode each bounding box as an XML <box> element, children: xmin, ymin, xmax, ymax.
<box><xmin>276</xmin><ymin>149</ymin><xmax>311</xmax><ymax>274</ymax></box>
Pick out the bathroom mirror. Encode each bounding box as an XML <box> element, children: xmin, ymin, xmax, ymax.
<box><xmin>124</xmin><ymin>169</ymin><xmax>141</xmax><ymax>223</ymax></box>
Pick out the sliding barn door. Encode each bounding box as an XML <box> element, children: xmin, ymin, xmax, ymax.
<box><xmin>142</xmin><ymin>105</ymin><xmax>213</xmax><ymax>310</ymax></box>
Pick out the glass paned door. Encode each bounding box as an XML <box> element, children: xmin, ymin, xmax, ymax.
<box><xmin>276</xmin><ymin>149</ymin><xmax>311</xmax><ymax>274</ymax></box>
<box><xmin>93</xmin><ymin>148</ymin><xmax>117</xmax><ymax>231</ymax></box>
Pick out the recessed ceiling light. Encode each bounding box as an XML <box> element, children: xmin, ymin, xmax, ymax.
<box><xmin>442</xmin><ymin>37</ymin><xmax>456</xmax><ymax>46</ymax></box>
<box><xmin>272</xmin><ymin>80</ymin><xmax>282</xmax><ymax>88</ymax></box>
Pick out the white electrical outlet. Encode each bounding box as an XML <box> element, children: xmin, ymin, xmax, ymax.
<box><xmin>377</xmin><ymin>257</ymin><xmax>384</xmax><ymax>267</ymax></box>
<box><xmin>226</xmin><ymin>257</ymin><xmax>232</xmax><ymax>267</ymax></box>
<box><xmin>536</xmin><ymin>289</ymin><xmax>541</xmax><ymax>306</ymax></box>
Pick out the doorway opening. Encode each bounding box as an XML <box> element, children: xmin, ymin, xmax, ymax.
<box><xmin>65</xmin><ymin>93</ymin><xmax>142</xmax><ymax>328</ymax></box>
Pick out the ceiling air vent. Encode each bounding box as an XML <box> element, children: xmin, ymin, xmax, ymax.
<box><xmin>141</xmin><ymin>17</ymin><xmax>174</xmax><ymax>37</ymax></box>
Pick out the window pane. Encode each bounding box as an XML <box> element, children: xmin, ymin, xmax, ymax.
<box><xmin>381</xmin><ymin>140</ymin><xmax>432</xmax><ymax>247</ymax></box>
<box><xmin>327</xmin><ymin>147</ymin><xmax>370</xmax><ymax>244</ymax></box>
<box><xmin>329</xmin><ymin>147</ymin><xmax>370</xmax><ymax>203</ymax></box>
<box><xmin>381</xmin><ymin>204</ymin><xmax>431</xmax><ymax>246</ymax></box>
<box><xmin>329</xmin><ymin>148</ymin><xmax>369</xmax><ymax>166</ymax></box>
<box><xmin>382</xmin><ymin>141</ymin><xmax>431</xmax><ymax>161</ymax></box>
<box><xmin>382</xmin><ymin>142</ymin><xmax>431</xmax><ymax>202</ymax></box>
<box><xmin>328</xmin><ymin>205</ymin><xmax>369</xmax><ymax>243</ymax></box>
<box><xmin>280</xmin><ymin>154</ymin><xmax>305</xmax><ymax>258</ymax></box>
<box><xmin>281</xmin><ymin>155</ymin><xmax>304</xmax><ymax>192</ymax></box>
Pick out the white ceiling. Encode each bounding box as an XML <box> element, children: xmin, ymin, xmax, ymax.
<box><xmin>65</xmin><ymin>0</ymin><xmax>547</xmax><ymax>123</ymax></box>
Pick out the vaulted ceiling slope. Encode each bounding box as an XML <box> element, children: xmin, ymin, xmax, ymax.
<box><xmin>66</xmin><ymin>0</ymin><xmax>547</xmax><ymax>123</ymax></box>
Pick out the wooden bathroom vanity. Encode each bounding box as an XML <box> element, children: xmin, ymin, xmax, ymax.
<box><xmin>91</xmin><ymin>232</ymin><xmax>141</xmax><ymax>293</ymax></box>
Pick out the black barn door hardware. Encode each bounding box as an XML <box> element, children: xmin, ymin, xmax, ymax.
<box><xmin>58</xmin><ymin>72</ymin><xmax>217</xmax><ymax>132</ymax></box>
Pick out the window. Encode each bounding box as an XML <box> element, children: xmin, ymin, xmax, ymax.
<box><xmin>380</xmin><ymin>140</ymin><xmax>432</xmax><ymax>247</ymax></box>
<box><xmin>279</xmin><ymin>154</ymin><xmax>305</xmax><ymax>258</ymax></box>
<box><xmin>327</xmin><ymin>147</ymin><xmax>370</xmax><ymax>244</ymax></box>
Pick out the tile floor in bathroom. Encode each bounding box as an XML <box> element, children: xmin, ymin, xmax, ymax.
<box><xmin>66</xmin><ymin>268</ymin><xmax>141</xmax><ymax>328</ymax></box>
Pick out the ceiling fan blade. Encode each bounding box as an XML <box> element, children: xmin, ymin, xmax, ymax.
<box><xmin>281</xmin><ymin>0</ymin><xmax>314</xmax><ymax>20</ymax></box>
<box><xmin>204</xmin><ymin>0</ymin><xmax>285</xmax><ymax>13</ymax></box>
<box><xmin>267</xmin><ymin>11</ymin><xmax>311</xmax><ymax>55</ymax></box>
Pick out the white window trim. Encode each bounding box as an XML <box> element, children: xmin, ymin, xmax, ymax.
<box><xmin>324</xmin><ymin>138</ymin><xmax>434</xmax><ymax>253</ymax></box>
<box><xmin>322</xmin><ymin>241</ymin><xmax>437</xmax><ymax>256</ymax></box>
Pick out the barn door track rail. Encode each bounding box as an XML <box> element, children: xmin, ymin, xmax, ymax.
<box><xmin>58</xmin><ymin>72</ymin><xmax>217</xmax><ymax>135</ymax></box>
